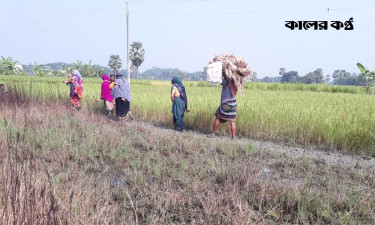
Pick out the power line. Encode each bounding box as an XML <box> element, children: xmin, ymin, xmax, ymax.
<box><xmin>132</xmin><ymin>6</ymin><xmax>375</xmax><ymax>16</ymax></box>
<box><xmin>329</xmin><ymin>6</ymin><xmax>375</xmax><ymax>11</ymax></box>
<box><xmin>0</xmin><ymin>0</ymin><xmax>215</xmax><ymax>30</ymax></box>
<box><xmin>2</xmin><ymin>4</ymin><xmax>374</xmax><ymax>35</ymax></box>
<box><xmin>0</xmin><ymin>2</ymin><xmax>125</xmax><ymax>30</ymax></box>
<box><xmin>8</xmin><ymin>14</ymin><xmax>125</xmax><ymax>37</ymax></box>
<box><xmin>133</xmin><ymin>10</ymin><xmax>321</xmax><ymax>16</ymax></box>
<box><xmin>128</xmin><ymin>0</ymin><xmax>215</xmax><ymax>2</ymax></box>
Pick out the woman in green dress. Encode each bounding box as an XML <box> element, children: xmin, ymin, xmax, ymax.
<box><xmin>171</xmin><ymin>77</ymin><xmax>188</xmax><ymax>131</ymax></box>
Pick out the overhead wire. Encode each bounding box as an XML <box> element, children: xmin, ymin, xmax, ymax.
<box><xmin>132</xmin><ymin>6</ymin><xmax>375</xmax><ymax>16</ymax></box>
<box><xmin>128</xmin><ymin>0</ymin><xmax>215</xmax><ymax>2</ymax></box>
<box><xmin>2</xmin><ymin>2</ymin><xmax>375</xmax><ymax>29</ymax></box>
<box><xmin>1</xmin><ymin>2</ymin><xmax>374</xmax><ymax>36</ymax></box>
<box><xmin>8</xmin><ymin>14</ymin><xmax>125</xmax><ymax>37</ymax></box>
<box><xmin>0</xmin><ymin>0</ymin><xmax>215</xmax><ymax>30</ymax></box>
<box><xmin>0</xmin><ymin>2</ymin><xmax>125</xmax><ymax>30</ymax></box>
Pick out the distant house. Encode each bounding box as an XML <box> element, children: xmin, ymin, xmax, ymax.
<box><xmin>14</xmin><ymin>63</ymin><xmax>23</xmax><ymax>72</ymax></box>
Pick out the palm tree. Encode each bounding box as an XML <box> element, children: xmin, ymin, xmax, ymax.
<box><xmin>108</xmin><ymin>55</ymin><xmax>122</xmax><ymax>75</ymax></box>
<box><xmin>130</xmin><ymin>42</ymin><xmax>145</xmax><ymax>79</ymax></box>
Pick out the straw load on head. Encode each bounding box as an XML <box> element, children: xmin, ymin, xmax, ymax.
<box><xmin>206</xmin><ymin>54</ymin><xmax>253</xmax><ymax>92</ymax></box>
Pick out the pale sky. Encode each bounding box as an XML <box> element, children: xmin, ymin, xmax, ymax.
<box><xmin>1</xmin><ymin>0</ymin><xmax>374</xmax><ymax>78</ymax></box>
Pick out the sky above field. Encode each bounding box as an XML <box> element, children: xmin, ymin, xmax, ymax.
<box><xmin>0</xmin><ymin>0</ymin><xmax>374</xmax><ymax>78</ymax></box>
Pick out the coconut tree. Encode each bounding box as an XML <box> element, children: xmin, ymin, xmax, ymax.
<box><xmin>130</xmin><ymin>42</ymin><xmax>145</xmax><ymax>79</ymax></box>
<box><xmin>108</xmin><ymin>55</ymin><xmax>122</xmax><ymax>75</ymax></box>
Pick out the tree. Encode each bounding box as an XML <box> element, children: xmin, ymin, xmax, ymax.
<box><xmin>33</xmin><ymin>62</ymin><xmax>46</xmax><ymax>76</ymax></box>
<box><xmin>314</xmin><ymin>68</ymin><xmax>324</xmax><ymax>84</ymax></box>
<box><xmin>73</xmin><ymin>60</ymin><xmax>83</xmax><ymax>72</ymax></box>
<box><xmin>332</xmin><ymin>69</ymin><xmax>344</xmax><ymax>80</ymax></box>
<box><xmin>279</xmin><ymin>68</ymin><xmax>299</xmax><ymax>83</ymax></box>
<box><xmin>108</xmin><ymin>55</ymin><xmax>122</xmax><ymax>75</ymax></box>
<box><xmin>130</xmin><ymin>42</ymin><xmax>145</xmax><ymax>79</ymax></box>
<box><xmin>356</xmin><ymin>63</ymin><xmax>375</xmax><ymax>93</ymax></box>
<box><xmin>353</xmin><ymin>72</ymin><xmax>366</xmax><ymax>87</ymax></box>
<box><xmin>95</xmin><ymin>66</ymin><xmax>106</xmax><ymax>77</ymax></box>
<box><xmin>246</xmin><ymin>71</ymin><xmax>257</xmax><ymax>82</ymax></box>
<box><xmin>203</xmin><ymin>66</ymin><xmax>208</xmax><ymax>74</ymax></box>
<box><xmin>332</xmin><ymin>69</ymin><xmax>356</xmax><ymax>85</ymax></box>
<box><xmin>305</xmin><ymin>68</ymin><xmax>324</xmax><ymax>84</ymax></box>
<box><xmin>325</xmin><ymin>74</ymin><xmax>331</xmax><ymax>83</ymax></box>
<box><xmin>81</xmin><ymin>60</ymin><xmax>97</xmax><ymax>77</ymax></box>
<box><xmin>178</xmin><ymin>71</ymin><xmax>185</xmax><ymax>79</ymax></box>
<box><xmin>62</xmin><ymin>64</ymin><xmax>73</xmax><ymax>75</ymax></box>
<box><xmin>52</xmin><ymin>70</ymin><xmax>63</xmax><ymax>77</ymax></box>
<box><xmin>252</xmin><ymin>72</ymin><xmax>258</xmax><ymax>81</ymax></box>
<box><xmin>44</xmin><ymin>66</ymin><xmax>52</xmax><ymax>76</ymax></box>
<box><xmin>279</xmin><ymin>67</ymin><xmax>286</xmax><ymax>76</ymax></box>
<box><xmin>0</xmin><ymin>56</ymin><xmax>19</xmax><ymax>75</ymax></box>
<box><xmin>261</xmin><ymin>76</ymin><xmax>282</xmax><ymax>83</ymax></box>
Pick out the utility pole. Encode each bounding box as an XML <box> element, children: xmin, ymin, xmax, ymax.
<box><xmin>126</xmin><ymin>2</ymin><xmax>130</xmax><ymax>84</ymax></box>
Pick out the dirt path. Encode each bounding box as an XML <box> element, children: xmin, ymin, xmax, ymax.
<box><xmin>129</xmin><ymin>120</ymin><xmax>375</xmax><ymax>171</ymax></box>
<box><xmin>248</xmin><ymin>139</ymin><xmax>375</xmax><ymax>171</ymax></box>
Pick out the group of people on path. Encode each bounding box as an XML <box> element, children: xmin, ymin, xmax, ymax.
<box><xmin>99</xmin><ymin>73</ymin><xmax>132</xmax><ymax>119</ymax></box>
<box><xmin>62</xmin><ymin>69</ymin><xmax>237</xmax><ymax>138</ymax></box>
<box><xmin>63</xmin><ymin>70</ymin><xmax>132</xmax><ymax>120</ymax></box>
<box><xmin>170</xmin><ymin>75</ymin><xmax>237</xmax><ymax>139</ymax></box>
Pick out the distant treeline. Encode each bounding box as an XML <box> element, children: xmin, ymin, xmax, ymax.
<box><xmin>0</xmin><ymin>56</ymin><xmax>369</xmax><ymax>85</ymax></box>
<box><xmin>23</xmin><ymin>63</ymin><xmax>206</xmax><ymax>80</ymax></box>
<box><xmin>6</xmin><ymin>61</ymin><xmax>207</xmax><ymax>81</ymax></box>
<box><xmin>259</xmin><ymin>68</ymin><xmax>366</xmax><ymax>86</ymax></box>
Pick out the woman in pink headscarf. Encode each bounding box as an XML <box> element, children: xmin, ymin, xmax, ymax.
<box><xmin>99</xmin><ymin>74</ymin><xmax>114</xmax><ymax>116</ymax></box>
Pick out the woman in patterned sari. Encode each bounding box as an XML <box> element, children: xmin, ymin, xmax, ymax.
<box><xmin>64</xmin><ymin>69</ymin><xmax>83</xmax><ymax>109</ymax></box>
<box><xmin>212</xmin><ymin>76</ymin><xmax>237</xmax><ymax>139</ymax></box>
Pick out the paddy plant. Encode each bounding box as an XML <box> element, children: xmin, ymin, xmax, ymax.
<box><xmin>2</xmin><ymin>75</ymin><xmax>375</xmax><ymax>155</ymax></box>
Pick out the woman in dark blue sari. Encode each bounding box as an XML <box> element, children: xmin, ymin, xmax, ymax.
<box><xmin>171</xmin><ymin>77</ymin><xmax>188</xmax><ymax>131</ymax></box>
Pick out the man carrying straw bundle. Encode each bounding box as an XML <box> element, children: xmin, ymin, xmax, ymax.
<box><xmin>208</xmin><ymin>54</ymin><xmax>253</xmax><ymax>139</ymax></box>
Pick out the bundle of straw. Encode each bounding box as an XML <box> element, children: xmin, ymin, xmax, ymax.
<box><xmin>210</xmin><ymin>54</ymin><xmax>253</xmax><ymax>91</ymax></box>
